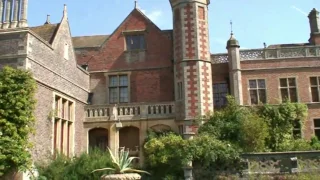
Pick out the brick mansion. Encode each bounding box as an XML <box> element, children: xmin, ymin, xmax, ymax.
<box><xmin>1</xmin><ymin>0</ymin><xmax>320</xmax><ymax>168</ymax></box>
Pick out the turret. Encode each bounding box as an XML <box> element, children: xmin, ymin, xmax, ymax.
<box><xmin>226</xmin><ymin>31</ymin><xmax>243</xmax><ymax>105</ymax></box>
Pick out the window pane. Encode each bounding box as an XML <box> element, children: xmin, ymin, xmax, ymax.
<box><xmin>126</xmin><ymin>35</ymin><xmax>145</xmax><ymax>50</ymax></box>
<box><xmin>250</xmin><ymin>90</ymin><xmax>258</xmax><ymax>104</ymax></box>
<box><xmin>109</xmin><ymin>88</ymin><xmax>118</xmax><ymax>103</ymax></box>
<box><xmin>119</xmin><ymin>87</ymin><xmax>128</xmax><ymax>103</ymax></box>
<box><xmin>311</xmin><ymin>87</ymin><xmax>320</xmax><ymax>102</ymax></box>
<box><xmin>280</xmin><ymin>78</ymin><xmax>287</xmax><ymax>87</ymax></box>
<box><xmin>314</xmin><ymin>119</ymin><xmax>320</xmax><ymax>128</ymax></box>
<box><xmin>315</xmin><ymin>130</ymin><xmax>320</xmax><ymax>140</ymax></box>
<box><xmin>249</xmin><ymin>80</ymin><xmax>257</xmax><ymax>88</ymax></box>
<box><xmin>288</xmin><ymin>78</ymin><xmax>296</xmax><ymax>87</ymax></box>
<box><xmin>310</xmin><ymin>77</ymin><xmax>318</xmax><ymax>86</ymax></box>
<box><xmin>109</xmin><ymin>76</ymin><xmax>118</xmax><ymax>86</ymax></box>
<box><xmin>140</xmin><ymin>35</ymin><xmax>145</xmax><ymax>49</ymax></box>
<box><xmin>258</xmin><ymin>89</ymin><xmax>266</xmax><ymax>103</ymax></box>
<box><xmin>119</xmin><ymin>75</ymin><xmax>128</xmax><ymax>86</ymax></box>
<box><xmin>281</xmin><ymin>89</ymin><xmax>289</xmax><ymax>102</ymax></box>
<box><xmin>289</xmin><ymin>88</ymin><xmax>297</xmax><ymax>102</ymax></box>
<box><xmin>258</xmin><ymin>79</ymin><xmax>265</xmax><ymax>88</ymax></box>
<box><xmin>293</xmin><ymin>129</ymin><xmax>301</xmax><ymax>139</ymax></box>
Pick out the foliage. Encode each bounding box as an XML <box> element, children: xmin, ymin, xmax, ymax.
<box><xmin>258</xmin><ymin>101</ymin><xmax>308</xmax><ymax>151</ymax></box>
<box><xmin>198</xmin><ymin>96</ymin><xmax>269</xmax><ymax>153</ymax></box>
<box><xmin>0</xmin><ymin>66</ymin><xmax>37</xmax><ymax>177</ymax></box>
<box><xmin>92</xmin><ymin>147</ymin><xmax>149</xmax><ymax>175</ymax></box>
<box><xmin>143</xmin><ymin>132</ymin><xmax>188</xmax><ymax>179</ymax></box>
<box><xmin>36</xmin><ymin>148</ymin><xmax>113</xmax><ymax>180</ymax></box>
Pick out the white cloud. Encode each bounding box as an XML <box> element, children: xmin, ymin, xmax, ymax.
<box><xmin>291</xmin><ymin>5</ymin><xmax>308</xmax><ymax>16</ymax></box>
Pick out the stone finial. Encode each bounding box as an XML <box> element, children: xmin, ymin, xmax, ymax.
<box><xmin>227</xmin><ymin>21</ymin><xmax>240</xmax><ymax>48</ymax></box>
<box><xmin>134</xmin><ymin>1</ymin><xmax>137</xmax><ymax>9</ymax></box>
<box><xmin>44</xmin><ymin>15</ymin><xmax>51</xmax><ymax>24</ymax></box>
<box><xmin>63</xmin><ymin>4</ymin><xmax>67</xmax><ymax>17</ymax></box>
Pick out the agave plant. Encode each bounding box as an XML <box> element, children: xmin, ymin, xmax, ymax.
<box><xmin>92</xmin><ymin>147</ymin><xmax>150</xmax><ymax>180</ymax></box>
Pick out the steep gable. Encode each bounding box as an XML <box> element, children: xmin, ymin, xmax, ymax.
<box><xmin>81</xmin><ymin>8</ymin><xmax>173</xmax><ymax>72</ymax></box>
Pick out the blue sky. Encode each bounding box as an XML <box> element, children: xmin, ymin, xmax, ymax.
<box><xmin>28</xmin><ymin>0</ymin><xmax>319</xmax><ymax>53</ymax></box>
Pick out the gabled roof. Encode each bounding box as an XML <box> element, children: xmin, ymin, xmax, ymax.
<box><xmin>30</xmin><ymin>23</ymin><xmax>60</xmax><ymax>44</ymax></box>
<box><xmin>72</xmin><ymin>35</ymin><xmax>110</xmax><ymax>49</ymax></box>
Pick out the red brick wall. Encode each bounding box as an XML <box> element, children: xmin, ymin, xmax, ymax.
<box><xmin>212</xmin><ymin>63</ymin><xmax>229</xmax><ymax>83</ymax></box>
<box><xmin>76</xmin><ymin>9</ymin><xmax>174</xmax><ymax>103</ymax></box>
<box><xmin>130</xmin><ymin>68</ymin><xmax>174</xmax><ymax>102</ymax></box>
<box><xmin>76</xmin><ymin>9</ymin><xmax>172</xmax><ymax>72</ymax></box>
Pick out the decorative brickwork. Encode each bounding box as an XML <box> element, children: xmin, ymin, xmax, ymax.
<box><xmin>186</xmin><ymin>61</ymin><xmax>198</xmax><ymax>117</ymax></box>
<box><xmin>201</xmin><ymin>62</ymin><xmax>211</xmax><ymax>113</ymax></box>
<box><xmin>183</xmin><ymin>4</ymin><xmax>196</xmax><ymax>59</ymax></box>
<box><xmin>174</xmin><ymin>8</ymin><xmax>183</xmax><ymax>79</ymax></box>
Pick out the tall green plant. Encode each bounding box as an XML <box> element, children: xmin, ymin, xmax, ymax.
<box><xmin>0</xmin><ymin>66</ymin><xmax>37</xmax><ymax>177</ymax></box>
<box><xmin>92</xmin><ymin>147</ymin><xmax>150</xmax><ymax>175</ymax></box>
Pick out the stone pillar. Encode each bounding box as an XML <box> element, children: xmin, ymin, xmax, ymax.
<box><xmin>19</xmin><ymin>0</ymin><xmax>28</xmax><ymax>27</ymax></box>
<box><xmin>10</xmin><ymin>0</ymin><xmax>19</xmax><ymax>28</ymax></box>
<box><xmin>308</xmin><ymin>8</ymin><xmax>320</xmax><ymax>45</ymax></box>
<box><xmin>108</xmin><ymin>123</ymin><xmax>119</xmax><ymax>157</ymax></box>
<box><xmin>227</xmin><ymin>33</ymin><xmax>243</xmax><ymax>105</ymax></box>
<box><xmin>0</xmin><ymin>0</ymin><xmax>4</xmax><ymax>27</ymax></box>
<box><xmin>2</xmin><ymin>0</ymin><xmax>12</xmax><ymax>29</ymax></box>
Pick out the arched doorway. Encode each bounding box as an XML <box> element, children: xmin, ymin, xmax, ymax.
<box><xmin>88</xmin><ymin>128</ymin><xmax>108</xmax><ymax>152</ymax></box>
<box><xmin>119</xmin><ymin>126</ymin><xmax>139</xmax><ymax>152</ymax></box>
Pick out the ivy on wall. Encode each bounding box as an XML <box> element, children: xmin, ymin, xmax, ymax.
<box><xmin>0</xmin><ymin>66</ymin><xmax>37</xmax><ymax>177</ymax></box>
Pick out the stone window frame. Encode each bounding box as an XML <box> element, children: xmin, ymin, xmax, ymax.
<box><xmin>104</xmin><ymin>72</ymin><xmax>131</xmax><ymax>104</ymax></box>
<box><xmin>52</xmin><ymin>92</ymin><xmax>75</xmax><ymax>157</ymax></box>
<box><xmin>122</xmin><ymin>30</ymin><xmax>147</xmax><ymax>52</ymax></box>
<box><xmin>309</xmin><ymin>76</ymin><xmax>320</xmax><ymax>103</ymax></box>
<box><xmin>213</xmin><ymin>81</ymin><xmax>229</xmax><ymax>108</ymax></box>
<box><xmin>64</xmin><ymin>42</ymin><xmax>69</xmax><ymax>60</ymax></box>
<box><xmin>278</xmin><ymin>77</ymin><xmax>299</xmax><ymax>103</ymax></box>
<box><xmin>247</xmin><ymin>78</ymin><xmax>267</xmax><ymax>105</ymax></box>
<box><xmin>314</xmin><ymin>118</ymin><xmax>320</xmax><ymax>139</ymax></box>
<box><xmin>177</xmin><ymin>81</ymin><xmax>183</xmax><ymax>100</ymax></box>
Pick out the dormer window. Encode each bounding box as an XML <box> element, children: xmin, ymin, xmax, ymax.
<box><xmin>64</xmin><ymin>43</ymin><xmax>69</xmax><ymax>60</ymax></box>
<box><xmin>125</xmin><ymin>34</ymin><xmax>145</xmax><ymax>51</ymax></box>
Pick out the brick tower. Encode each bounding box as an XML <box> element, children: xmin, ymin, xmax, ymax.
<box><xmin>170</xmin><ymin>0</ymin><xmax>213</xmax><ymax>136</ymax></box>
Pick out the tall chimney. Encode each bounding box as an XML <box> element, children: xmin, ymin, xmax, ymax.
<box><xmin>10</xmin><ymin>0</ymin><xmax>19</xmax><ymax>28</ymax></box>
<box><xmin>19</xmin><ymin>0</ymin><xmax>28</xmax><ymax>27</ymax></box>
<box><xmin>0</xmin><ymin>0</ymin><xmax>4</xmax><ymax>28</ymax></box>
<box><xmin>308</xmin><ymin>8</ymin><xmax>320</xmax><ymax>45</ymax></box>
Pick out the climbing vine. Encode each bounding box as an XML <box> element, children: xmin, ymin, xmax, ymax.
<box><xmin>0</xmin><ymin>66</ymin><xmax>37</xmax><ymax>177</ymax></box>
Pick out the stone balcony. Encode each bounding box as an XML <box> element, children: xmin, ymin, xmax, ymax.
<box><xmin>211</xmin><ymin>45</ymin><xmax>320</xmax><ymax>64</ymax></box>
<box><xmin>85</xmin><ymin>102</ymin><xmax>176</xmax><ymax>122</ymax></box>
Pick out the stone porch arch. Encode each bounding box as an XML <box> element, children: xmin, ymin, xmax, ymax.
<box><xmin>119</xmin><ymin>126</ymin><xmax>140</xmax><ymax>152</ymax></box>
<box><xmin>88</xmin><ymin>128</ymin><xmax>108</xmax><ymax>152</ymax></box>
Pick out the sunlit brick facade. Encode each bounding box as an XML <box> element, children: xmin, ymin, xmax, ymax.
<box><xmin>1</xmin><ymin>1</ymin><xmax>320</xmax><ymax>178</ymax></box>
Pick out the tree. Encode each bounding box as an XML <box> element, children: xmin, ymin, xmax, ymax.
<box><xmin>0</xmin><ymin>66</ymin><xmax>37</xmax><ymax>177</ymax></box>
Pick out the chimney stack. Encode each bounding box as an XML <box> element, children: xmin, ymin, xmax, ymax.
<box><xmin>308</xmin><ymin>8</ymin><xmax>320</xmax><ymax>45</ymax></box>
<box><xmin>0</xmin><ymin>0</ymin><xmax>28</xmax><ymax>29</ymax></box>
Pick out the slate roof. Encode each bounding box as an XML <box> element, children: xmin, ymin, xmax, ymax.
<box><xmin>30</xmin><ymin>23</ymin><xmax>60</xmax><ymax>44</ymax></box>
<box><xmin>72</xmin><ymin>35</ymin><xmax>110</xmax><ymax>48</ymax></box>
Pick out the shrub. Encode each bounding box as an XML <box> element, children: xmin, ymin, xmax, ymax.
<box><xmin>0</xmin><ymin>66</ymin><xmax>37</xmax><ymax>177</ymax></box>
<box><xmin>36</xmin><ymin>148</ymin><xmax>113</xmax><ymax>180</ymax></box>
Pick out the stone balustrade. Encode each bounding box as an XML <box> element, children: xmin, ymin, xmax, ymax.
<box><xmin>85</xmin><ymin>102</ymin><xmax>175</xmax><ymax>122</ymax></box>
<box><xmin>211</xmin><ymin>46</ymin><xmax>320</xmax><ymax>64</ymax></box>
